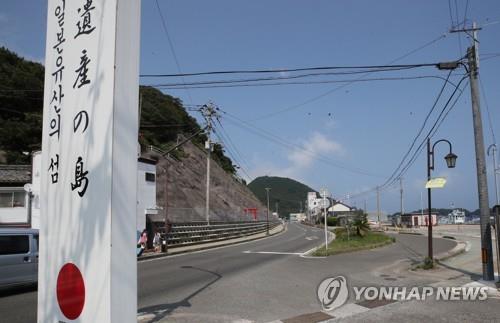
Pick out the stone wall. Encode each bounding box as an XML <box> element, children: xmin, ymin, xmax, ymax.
<box><xmin>144</xmin><ymin>140</ymin><xmax>269</xmax><ymax>223</ymax></box>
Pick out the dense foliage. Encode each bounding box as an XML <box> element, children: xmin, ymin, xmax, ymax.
<box><xmin>0</xmin><ymin>47</ymin><xmax>44</xmax><ymax>164</ymax></box>
<box><xmin>248</xmin><ymin>176</ymin><xmax>316</xmax><ymax>218</ymax></box>
<box><xmin>0</xmin><ymin>47</ymin><xmax>236</xmax><ymax>174</ymax></box>
<box><xmin>138</xmin><ymin>86</ymin><xmax>235</xmax><ymax>174</ymax></box>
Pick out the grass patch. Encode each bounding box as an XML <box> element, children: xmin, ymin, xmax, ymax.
<box><xmin>413</xmin><ymin>257</ymin><xmax>435</xmax><ymax>270</ymax></box>
<box><xmin>312</xmin><ymin>229</ymin><xmax>394</xmax><ymax>257</ymax></box>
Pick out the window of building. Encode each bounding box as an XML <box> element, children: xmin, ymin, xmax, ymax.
<box><xmin>0</xmin><ymin>235</ymin><xmax>29</xmax><ymax>255</ymax></box>
<box><xmin>145</xmin><ymin>172</ymin><xmax>156</xmax><ymax>182</ymax></box>
<box><xmin>0</xmin><ymin>191</ymin><xmax>25</xmax><ymax>208</ymax></box>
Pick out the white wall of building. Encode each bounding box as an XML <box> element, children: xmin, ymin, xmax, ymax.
<box><xmin>1</xmin><ymin>152</ymin><xmax>156</xmax><ymax>233</ymax></box>
<box><xmin>136</xmin><ymin>160</ymin><xmax>157</xmax><ymax>234</ymax></box>
<box><xmin>328</xmin><ymin>203</ymin><xmax>351</xmax><ymax>213</ymax></box>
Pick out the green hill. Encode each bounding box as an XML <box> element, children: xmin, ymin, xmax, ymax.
<box><xmin>0</xmin><ymin>47</ymin><xmax>44</xmax><ymax>163</ymax></box>
<box><xmin>0</xmin><ymin>47</ymin><xmax>235</xmax><ymax>174</ymax></box>
<box><xmin>248</xmin><ymin>176</ymin><xmax>316</xmax><ymax>218</ymax></box>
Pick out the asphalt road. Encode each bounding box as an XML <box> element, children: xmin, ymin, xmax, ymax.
<box><xmin>0</xmin><ymin>223</ymin><xmax>457</xmax><ymax>323</ymax></box>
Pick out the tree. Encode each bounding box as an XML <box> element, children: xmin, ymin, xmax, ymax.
<box><xmin>352</xmin><ymin>210</ymin><xmax>370</xmax><ymax>237</ymax></box>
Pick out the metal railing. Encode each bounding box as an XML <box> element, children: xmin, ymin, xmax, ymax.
<box><xmin>158</xmin><ymin>221</ymin><xmax>281</xmax><ymax>248</ymax></box>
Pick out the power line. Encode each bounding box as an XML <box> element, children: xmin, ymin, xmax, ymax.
<box><xmin>349</xmin><ymin>75</ymin><xmax>469</xmax><ymax>200</ymax></box>
<box><xmin>377</xmin><ymin>70</ymin><xmax>455</xmax><ymax>190</ymax></box>
<box><xmin>448</xmin><ymin>0</ymin><xmax>456</xmax><ymax>28</ymax></box>
<box><xmin>214</xmin><ymin>118</ymin><xmax>253</xmax><ymax>172</ymax></box>
<box><xmin>249</xmin><ymin>37</ymin><xmax>451</xmax><ymax>122</ymax></box>
<box><xmin>146</xmin><ymin>66</ymin><xmax>428</xmax><ymax>87</ymax></box>
<box><xmin>479</xmin><ymin>76</ymin><xmax>497</xmax><ymax>144</ymax></box>
<box><xmin>219</xmin><ymin>110</ymin><xmax>385</xmax><ymax>178</ymax></box>
<box><xmin>140</xmin><ymin>62</ymin><xmax>439</xmax><ymax>78</ymax></box>
<box><xmin>212</xmin><ymin>126</ymin><xmax>253</xmax><ymax>182</ymax></box>
<box><xmin>0</xmin><ymin>88</ymin><xmax>43</xmax><ymax>92</ymax></box>
<box><xmin>139</xmin><ymin>123</ymin><xmax>191</xmax><ymax>128</ymax></box>
<box><xmin>463</xmin><ymin>0</ymin><xmax>470</xmax><ymax>28</ymax></box>
<box><xmin>148</xmin><ymin>74</ymin><xmax>459</xmax><ymax>90</ymax></box>
<box><xmin>385</xmin><ymin>76</ymin><xmax>469</xmax><ymax>188</ymax></box>
<box><xmin>154</xmin><ymin>0</ymin><xmax>194</xmax><ymax>105</ymax></box>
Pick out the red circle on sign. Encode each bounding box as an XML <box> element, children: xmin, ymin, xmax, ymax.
<box><xmin>56</xmin><ymin>263</ymin><xmax>85</xmax><ymax>320</ymax></box>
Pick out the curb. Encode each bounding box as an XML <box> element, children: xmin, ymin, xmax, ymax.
<box><xmin>397</xmin><ymin>231</ymin><xmax>423</xmax><ymax>235</ymax></box>
<box><xmin>138</xmin><ymin>223</ymin><xmax>286</xmax><ymax>261</ymax></box>
<box><xmin>301</xmin><ymin>230</ymin><xmax>336</xmax><ymax>257</ymax></box>
<box><xmin>434</xmin><ymin>240</ymin><xmax>466</xmax><ymax>261</ymax></box>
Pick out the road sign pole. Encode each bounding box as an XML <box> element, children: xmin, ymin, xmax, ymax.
<box><xmin>321</xmin><ymin>188</ymin><xmax>328</xmax><ymax>252</ymax></box>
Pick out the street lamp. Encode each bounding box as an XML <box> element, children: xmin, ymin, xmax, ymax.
<box><xmin>427</xmin><ymin>138</ymin><xmax>458</xmax><ymax>263</ymax></box>
<box><xmin>265</xmin><ymin>188</ymin><xmax>271</xmax><ymax>235</ymax></box>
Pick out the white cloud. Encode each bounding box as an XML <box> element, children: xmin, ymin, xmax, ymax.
<box><xmin>248</xmin><ymin>132</ymin><xmax>343</xmax><ymax>180</ymax></box>
<box><xmin>288</xmin><ymin>132</ymin><xmax>343</xmax><ymax>169</ymax></box>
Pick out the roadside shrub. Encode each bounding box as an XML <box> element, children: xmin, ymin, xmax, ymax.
<box><xmin>319</xmin><ymin>216</ymin><xmax>338</xmax><ymax>226</ymax></box>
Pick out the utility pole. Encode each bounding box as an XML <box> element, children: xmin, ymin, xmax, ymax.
<box><xmin>265</xmin><ymin>188</ymin><xmax>271</xmax><ymax>235</ymax></box>
<box><xmin>466</xmin><ymin>22</ymin><xmax>495</xmax><ymax>280</ymax></box>
<box><xmin>201</xmin><ymin>104</ymin><xmax>217</xmax><ymax>226</ymax></box>
<box><xmin>363</xmin><ymin>200</ymin><xmax>367</xmax><ymax>215</ymax></box>
<box><xmin>376</xmin><ymin>186</ymin><xmax>381</xmax><ymax>228</ymax></box>
<box><xmin>400</xmin><ymin>178</ymin><xmax>404</xmax><ymax>226</ymax></box>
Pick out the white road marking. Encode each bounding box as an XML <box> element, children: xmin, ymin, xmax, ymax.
<box><xmin>243</xmin><ymin>251</ymin><xmax>303</xmax><ymax>255</ymax></box>
<box><xmin>306</xmin><ymin>236</ymin><xmax>319</xmax><ymax>240</ymax></box>
<box><xmin>323</xmin><ymin>302</ymin><xmax>370</xmax><ymax>319</ymax></box>
<box><xmin>465</xmin><ymin>241</ymin><xmax>472</xmax><ymax>252</ymax></box>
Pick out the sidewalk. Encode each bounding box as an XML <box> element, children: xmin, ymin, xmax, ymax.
<box><xmin>138</xmin><ymin>223</ymin><xmax>285</xmax><ymax>261</ymax></box>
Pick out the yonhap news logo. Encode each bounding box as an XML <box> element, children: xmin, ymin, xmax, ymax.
<box><xmin>317</xmin><ymin>276</ymin><xmax>349</xmax><ymax>311</ymax></box>
<box><xmin>317</xmin><ymin>276</ymin><xmax>490</xmax><ymax>311</ymax></box>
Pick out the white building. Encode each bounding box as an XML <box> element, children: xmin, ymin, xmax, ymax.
<box><xmin>306</xmin><ymin>191</ymin><xmax>354</xmax><ymax>222</ymax></box>
<box><xmin>289</xmin><ymin>213</ymin><xmax>306</xmax><ymax>222</ymax></box>
<box><xmin>0</xmin><ymin>152</ymin><xmax>158</xmax><ymax>237</ymax></box>
<box><xmin>328</xmin><ymin>201</ymin><xmax>352</xmax><ymax>213</ymax></box>
<box><xmin>448</xmin><ymin>209</ymin><xmax>465</xmax><ymax>224</ymax></box>
<box><xmin>0</xmin><ymin>165</ymin><xmax>32</xmax><ymax>226</ymax></box>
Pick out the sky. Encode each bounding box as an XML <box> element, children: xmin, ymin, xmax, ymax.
<box><xmin>1</xmin><ymin>0</ymin><xmax>500</xmax><ymax>214</ymax></box>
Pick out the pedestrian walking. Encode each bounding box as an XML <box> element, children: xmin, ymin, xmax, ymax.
<box><xmin>153</xmin><ymin>231</ymin><xmax>161</xmax><ymax>252</ymax></box>
<box><xmin>137</xmin><ymin>229</ymin><xmax>147</xmax><ymax>257</ymax></box>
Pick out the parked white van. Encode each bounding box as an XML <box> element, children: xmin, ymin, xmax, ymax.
<box><xmin>0</xmin><ymin>228</ymin><xmax>38</xmax><ymax>288</ymax></box>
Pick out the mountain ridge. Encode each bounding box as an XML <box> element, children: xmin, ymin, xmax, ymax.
<box><xmin>248</xmin><ymin>176</ymin><xmax>316</xmax><ymax>218</ymax></box>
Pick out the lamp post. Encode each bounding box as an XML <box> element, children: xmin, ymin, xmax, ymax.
<box><xmin>427</xmin><ymin>138</ymin><xmax>458</xmax><ymax>263</ymax></box>
<box><xmin>265</xmin><ymin>188</ymin><xmax>271</xmax><ymax>235</ymax></box>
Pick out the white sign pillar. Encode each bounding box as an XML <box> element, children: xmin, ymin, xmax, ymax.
<box><xmin>38</xmin><ymin>0</ymin><xmax>140</xmax><ymax>322</ymax></box>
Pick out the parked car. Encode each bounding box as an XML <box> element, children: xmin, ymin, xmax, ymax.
<box><xmin>0</xmin><ymin>228</ymin><xmax>38</xmax><ymax>288</ymax></box>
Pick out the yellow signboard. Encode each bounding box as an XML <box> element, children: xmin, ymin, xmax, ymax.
<box><xmin>425</xmin><ymin>177</ymin><xmax>447</xmax><ymax>189</ymax></box>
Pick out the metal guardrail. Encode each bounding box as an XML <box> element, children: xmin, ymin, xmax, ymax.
<box><xmin>158</xmin><ymin>221</ymin><xmax>281</xmax><ymax>248</ymax></box>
